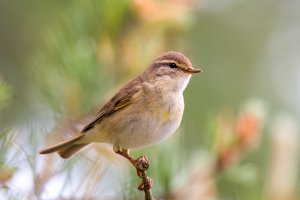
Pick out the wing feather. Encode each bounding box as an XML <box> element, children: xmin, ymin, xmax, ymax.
<box><xmin>81</xmin><ymin>76</ymin><xmax>143</xmax><ymax>133</ymax></box>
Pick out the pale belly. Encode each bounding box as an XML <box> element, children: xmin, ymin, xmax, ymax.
<box><xmin>112</xmin><ymin>107</ymin><xmax>183</xmax><ymax>149</ymax></box>
<box><xmin>83</xmin><ymin>94</ymin><xmax>184</xmax><ymax>149</ymax></box>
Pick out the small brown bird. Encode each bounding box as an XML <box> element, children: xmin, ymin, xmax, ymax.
<box><xmin>39</xmin><ymin>51</ymin><xmax>201</xmax><ymax>159</ymax></box>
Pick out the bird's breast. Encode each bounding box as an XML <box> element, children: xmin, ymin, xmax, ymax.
<box><xmin>146</xmin><ymin>92</ymin><xmax>184</xmax><ymax>143</ymax></box>
<box><xmin>156</xmin><ymin>93</ymin><xmax>184</xmax><ymax>122</ymax></box>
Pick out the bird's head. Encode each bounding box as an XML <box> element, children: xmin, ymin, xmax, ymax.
<box><xmin>145</xmin><ymin>51</ymin><xmax>202</xmax><ymax>93</ymax></box>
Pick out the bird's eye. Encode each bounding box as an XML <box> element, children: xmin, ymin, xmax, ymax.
<box><xmin>169</xmin><ymin>63</ymin><xmax>177</xmax><ymax>69</ymax></box>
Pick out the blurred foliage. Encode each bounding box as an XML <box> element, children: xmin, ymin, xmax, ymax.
<box><xmin>0</xmin><ymin>80</ymin><xmax>12</xmax><ymax>111</ymax></box>
<box><xmin>0</xmin><ymin>0</ymin><xmax>299</xmax><ymax>199</ymax></box>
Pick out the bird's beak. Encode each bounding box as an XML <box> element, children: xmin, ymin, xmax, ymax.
<box><xmin>183</xmin><ymin>67</ymin><xmax>202</xmax><ymax>74</ymax></box>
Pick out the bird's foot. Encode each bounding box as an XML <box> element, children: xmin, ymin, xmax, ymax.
<box><xmin>113</xmin><ymin>146</ymin><xmax>153</xmax><ymax>190</ymax></box>
<box><xmin>113</xmin><ymin>146</ymin><xmax>136</xmax><ymax>166</ymax></box>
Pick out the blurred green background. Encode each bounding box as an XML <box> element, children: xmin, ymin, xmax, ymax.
<box><xmin>0</xmin><ymin>0</ymin><xmax>299</xmax><ymax>199</ymax></box>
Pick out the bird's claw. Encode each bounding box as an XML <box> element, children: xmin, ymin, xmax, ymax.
<box><xmin>114</xmin><ymin>148</ymin><xmax>152</xmax><ymax>191</ymax></box>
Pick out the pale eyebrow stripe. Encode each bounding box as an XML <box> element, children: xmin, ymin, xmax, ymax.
<box><xmin>154</xmin><ymin>59</ymin><xmax>176</xmax><ymax>64</ymax></box>
<box><xmin>154</xmin><ymin>60</ymin><xmax>185</xmax><ymax>68</ymax></box>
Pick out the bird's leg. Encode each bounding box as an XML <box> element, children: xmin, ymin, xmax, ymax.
<box><xmin>113</xmin><ymin>146</ymin><xmax>136</xmax><ymax>166</ymax></box>
<box><xmin>113</xmin><ymin>146</ymin><xmax>153</xmax><ymax>190</ymax></box>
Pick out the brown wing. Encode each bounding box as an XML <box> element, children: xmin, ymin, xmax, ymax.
<box><xmin>81</xmin><ymin>76</ymin><xmax>143</xmax><ymax>133</ymax></box>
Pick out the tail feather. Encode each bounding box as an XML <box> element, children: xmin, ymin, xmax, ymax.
<box><xmin>58</xmin><ymin>144</ymin><xmax>89</xmax><ymax>159</ymax></box>
<box><xmin>39</xmin><ymin>134</ymin><xmax>85</xmax><ymax>155</ymax></box>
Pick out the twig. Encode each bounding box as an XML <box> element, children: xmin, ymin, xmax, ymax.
<box><xmin>135</xmin><ymin>156</ymin><xmax>154</xmax><ymax>200</ymax></box>
<box><xmin>115</xmin><ymin>149</ymin><xmax>155</xmax><ymax>200</ymax></box>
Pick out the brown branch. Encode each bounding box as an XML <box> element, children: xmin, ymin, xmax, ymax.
<box><xmin>115</xmin><ymin>149</ymin><xmax>155</xmax><ymax>200</ymax></box>
<box><xmin>135</xmin><ymin>156</ymin><xmax>154</xmax><ymax>200</ymax></box>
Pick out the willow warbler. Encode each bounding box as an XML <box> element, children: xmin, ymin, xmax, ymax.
<box><xmin>39</xmin><ymin>51</ymin><xmax>201</xmax><ymax>159</ymax></box>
